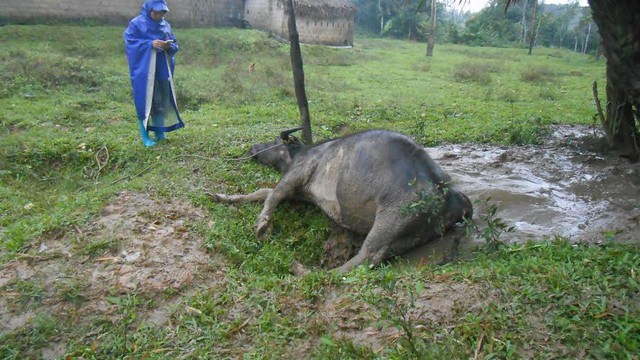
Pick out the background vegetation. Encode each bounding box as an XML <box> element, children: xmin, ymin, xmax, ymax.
<box><xmin>1</xmin><ymin>24</ymin><xmax>638</xmax><ymax>359</ymax></box>
<box><xmin>352</xmin><ymin>0</ymin><xmax>598</xmax><ymax>54</ymax></box>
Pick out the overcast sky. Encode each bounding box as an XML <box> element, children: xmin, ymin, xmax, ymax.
<box><xmin>454</xmin><ymin>0</ymin><xmax>590</xmax><ymax>13</ymax></box>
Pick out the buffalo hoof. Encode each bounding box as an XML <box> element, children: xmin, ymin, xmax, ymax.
<box><xmin>206</xmin><ymin>192</ymin><xmax>231</xmax><ymax>203</ymax></box>
<box><xmin>255</xmin><ymin>218</ymin><xmax>272</xmax><ymax>239</ymax></box>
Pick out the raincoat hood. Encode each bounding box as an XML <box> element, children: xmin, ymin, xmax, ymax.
<box><xmin>142</xmin><ymin>0</ymin><xmax>170</xmax><ymax>16</ymax></box>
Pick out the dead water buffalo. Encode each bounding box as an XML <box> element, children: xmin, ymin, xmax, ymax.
<box><xmin>211</xmin><ymin>128</ymin><xmax>473</xmax><ymax>273</ymax></box>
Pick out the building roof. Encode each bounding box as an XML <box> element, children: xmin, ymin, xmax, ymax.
<box><xmin>289</xmin><ymin>0</ymin><xmax>357</xmax><ymax>18</ymax></box>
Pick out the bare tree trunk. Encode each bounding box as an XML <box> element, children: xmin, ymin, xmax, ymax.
<box><xmin>534</xmin><ymin>15</ymin><xmax>541</xmax><ymax>47</ymax></box>
<box><xmin>588</xmin><ymin>0</ymin><xmax>639</xmax><ymax>160</ymax></box>
<box><xmin>285</xmin><ymin>0</ymin><xmax>312</xmax><ymax>143</ymax></box>
<box><xmin>605</xmin><ymin>66</ymin><xmax>637</xmax><ymax>155</ymax></box>
<box><xmin>582</xmin><ymin>22</ymin><xmax>592</xmax><ymax>54</ymax></box>
<box><xmin>426</xmin><ymin>0</ymin><xmax>437</xmax><ymax>57</ymax></box>
<box><xmin>527</xmin><ymin>0</ymin><xmax>537</xmax><ymax>55</ymax></box>
<box><xmin>521</xmin><ymin>0</ymin><xmax>528</xmax><ymax>45</ymax></box>
<box><xmin>379</xmin><ymin>0</ymin><xmax>384</xmax><ymax>35</ymax></box>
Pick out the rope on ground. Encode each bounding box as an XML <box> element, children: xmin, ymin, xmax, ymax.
<box><xmin>109</xmin><ymin>147</ymin><xmax>280</xmax><ymax>185</ymax></box>
<box><xmin>81</xmin><ymin>145</ymin><xmax>110</xmax><ymax>181</ymax></box>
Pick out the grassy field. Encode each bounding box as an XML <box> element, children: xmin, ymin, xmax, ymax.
<box><xmin>0</xmin><ymin>24</ymin><xmax>638</xmax><ymax>358</ymax></box>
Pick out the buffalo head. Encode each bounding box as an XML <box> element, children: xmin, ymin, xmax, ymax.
<box><xmin>249</xmin><ymin>127</ymin><xmax>305</xmax><ymax>173</ymax></box>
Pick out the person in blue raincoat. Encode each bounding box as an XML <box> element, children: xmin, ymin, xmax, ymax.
<box><xmin>124</xmin><ymin>0</ymin><xmax>184</xmax><ymax>147</ymax></box>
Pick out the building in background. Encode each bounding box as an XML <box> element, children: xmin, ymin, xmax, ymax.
<box><xmin>244</xmin><ymin>0</ymin><xmax>356</xmax><ymax>46</ymax></box>
<box><xmin>1</xmin><ymin>0</ymin><xmax>357</xmax><ymax>46</ymax></box>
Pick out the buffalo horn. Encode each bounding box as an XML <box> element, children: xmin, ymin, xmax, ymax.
<box><xmin>280</xmin><ymin>126</ymin><xmax>304</xmax><ymax>140</ymax></box>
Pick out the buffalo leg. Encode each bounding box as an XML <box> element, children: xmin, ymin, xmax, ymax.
<box><xmin>255</xmin><ymin>175</ymin><xmax>303</xmax><ymax>239</ymax></box>
<box><xmin>336</xmin><ymin>234</ymin><xmax>390</xmax><ymax>274</ymax></box>
<box><xmin>337</xmin><ymin>222</ymin><xmax>396</xmax><ymax>274</ymax></box>
<box><xmin>207</xmin><ymin>188</ymin><xmax>272</xmax><ymax>204</ymax></box>
<box><xmin>335</xmin><ymin>214</ymin><xmax>409</xmax><ymax>273</ymax></box>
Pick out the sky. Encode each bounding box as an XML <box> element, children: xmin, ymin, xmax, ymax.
<box><xmin>454</xmin><ymin>0</ymin><xmax>590</xmax><ymax>13</ymax></box>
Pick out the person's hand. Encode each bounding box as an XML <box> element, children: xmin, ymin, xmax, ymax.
<box><xmin>152</xmin><ymin>39</ymin><xmax>169</xmax><ymax>50</ymax></box>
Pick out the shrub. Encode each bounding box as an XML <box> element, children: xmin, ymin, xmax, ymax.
<box><xmin>520</xmin><ymin>66</ymin><xmax>554</xmax><ymax>83</ymax></box>
<box><xmin>505</xmin><ymin>117</ymin><xmax>548</xmax><ymax>145</ymax></box>
<box><xmin>451</xmin><ymin>62</ymin><xmax>494</xmax><ymax>84</ymax></box>
<box><xmin>412</xmin><ymin>60</ymin><xmax>432</xmax><ymax>72</ymax></box>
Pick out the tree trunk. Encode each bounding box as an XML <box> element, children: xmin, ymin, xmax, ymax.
<box><xmin>285</xmin><ymin>0</ymin><xmax>312</xmax><ymax>144</ymax></box>
<box><xmin>426</xmin><ymin>0</ymin><xmax>437</xmax><ymax>57</ymax></box>
<box><xmin>588</xmin><ymin>0</ymin><xmax>639</xmax><ymax>160</ymax></box>
<box><xmin>527</xmin><ymin>0</ymin><xmax>537</xmax><ymax>55</ymax></box>
<box><xmin>582</xmin><ymin>22</ymin><xmax>591</xmax><ymax>54</ymax></box>
<box><xmin>605</xmin><ymin>66</ymin><xmax>637</xmax><ymax>155</ymax></box>
<box><xmin>521</xmin><ymin>0</ymin><xmax>527</xmax><ymax>45</ymax></box>
<box><xmin>379</xmin><ymin>0</ymin><xmax>384</xmax><ymax>35</ymax></box>
<box><xmin>534</xmin><ymin>15</ymin><xmax>540</xmax><ymax>47</ymax></box>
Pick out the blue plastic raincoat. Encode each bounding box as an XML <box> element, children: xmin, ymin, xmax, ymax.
<box><xmin>124</xmin><ymin>0</ymin><xmax>184</xmax><ymax>133</ymax></box>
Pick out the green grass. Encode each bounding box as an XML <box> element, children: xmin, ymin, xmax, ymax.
<box><xmin>1</xmin><ymin>24</ymin><xmax>637</xmax><ymax>359</ymax></box>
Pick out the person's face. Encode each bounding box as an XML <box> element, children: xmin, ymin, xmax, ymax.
<box><xmin>150</xmin><ymin>10</ymin><xmax>166</xmax><ymax>22</ymax></box>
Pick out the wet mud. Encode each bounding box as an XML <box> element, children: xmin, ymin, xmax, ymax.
<box><xmin>405</xmin><ymin>125</ymin><xmax>640</xmax><ymax>263</ymax></box>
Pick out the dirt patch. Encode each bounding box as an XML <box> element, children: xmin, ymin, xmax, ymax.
<box><xmin>316</xmin><ymin>280</ymin><xmax>492</xmax><ymax>353</ymax></box>
<box><xmin>88</xmin><ymin>192</ymin><xmax>218</xmax><ymax>293</ymax></box>
<box><xmin>0</xmin><ymin>191</ymin><xmax>225</xmax><ymax>358</ymax></box>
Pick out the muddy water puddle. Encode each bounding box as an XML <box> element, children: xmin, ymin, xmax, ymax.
<box><xmin>405</xmin><ymin>125</ymin><xmax>640</xmax><ymax>263</ymax></box>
